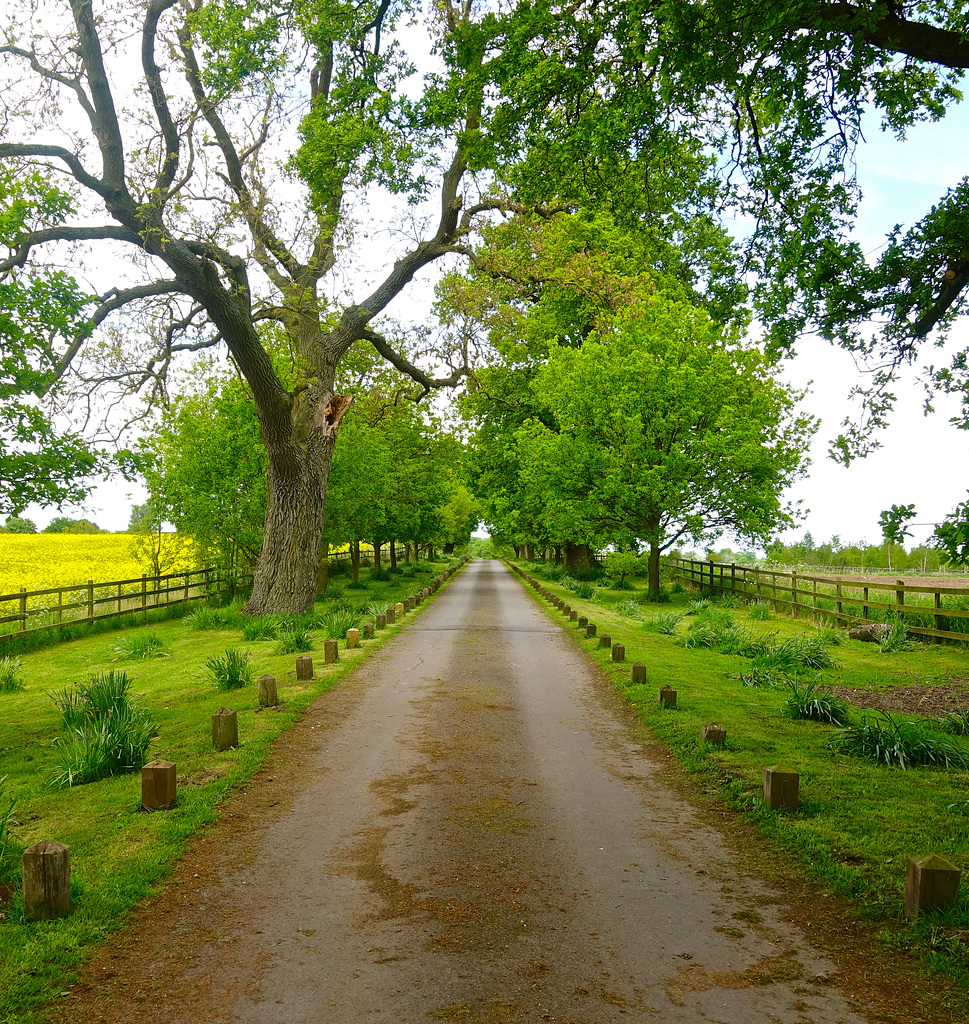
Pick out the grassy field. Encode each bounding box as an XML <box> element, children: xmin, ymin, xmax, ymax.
<box><xmin>0</xmin><ymin>557</ymin><xmax>459</xmax><ymax>1024</ymax></box>
<box><xmin>517</xmin><ymin>559</ymin><xmax>969</xmax><ymax>1004</ymax></box>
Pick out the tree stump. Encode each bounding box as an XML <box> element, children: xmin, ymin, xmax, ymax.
<box><xmin>376</xmin><ymin>613</ymin><xmax>387</xmax><ymax>629</ymax></box>
<box><xmin>212</xmin><ymin>707</ymin><xmax>239</xmax><ymax>750</ymax></box>
<box><xmin>764</xmin><ymin>764</ymin><xmax>799</xmax><ymax>810</ymax></box>
<box><xmin>324</xmin><ymin>638</ymin><xmax>339</xmax><ymax>664</ymax></box>
<box><xmin>701</xmin><ymin>724</ymin><xmax>726</xmax><ymax>746</ymax></box>
<box><xmin>23</xmin><ymin>841</ymin><xmax>71</xmax><ymax>920</ymax></box>
<box><xmin>295</xmin><ymin>654</ymin><xmax>314</xmax><ymax>680</ymax></box>
<box><xmin>611</xmin><ymin>643</ymin><xmax>625</xmax><ymax>663</ymax></box>
<box><xmin>141</xmin><ymin>760</ymin><xmax>177</xmax><ymax>810</ymax></box>
<box><xmin>659</xmin><ymin>685</ymin><xmax>677</xmax><ymax>708</ymax></box>
<box><xmin>905</xmin><ymin>855</ymin><xmax>961</xmax><ymax>920</ymax></box>
<box><xmin>599</xmin><ymin>634</ymin><xmax>611</xmax><ymax>648</ymax></box>
<box><xmin>258</xmin><ymin>674</ymin><xmax>278</xmax><ymax>707</ymax></box>
<box><xmin>631</xmin><ymin>663</ymin><xmax>647</xmax><ymax>684</ymax></box>
<box><xmin>346</xmin><ymin>628</ymin><xmax>360</xmax><ymax>649</ymax></box>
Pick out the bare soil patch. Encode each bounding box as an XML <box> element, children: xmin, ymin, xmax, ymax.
<box><xmin>834</xmin><ymin>682</ymin><xmax>969</xmax><ymax>717</ymax></box>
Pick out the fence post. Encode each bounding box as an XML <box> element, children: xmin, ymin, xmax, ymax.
<box><xmin>730</xmin><ymin>563</ymin><xmax>736</xmax><ymax>597</ymax></box>
<box><xmin>87</xmin><ymin>580</ymin><xmax>94</xmax><ymax>621</ymax></box>
<box><xmin>19</xmin><ymin>588</ymin><xmax>26</xmax><ymax>632</ymax></box>
<box><xmin>57</xmin><ymin>586</ymin><xmax>64</xmax><ymax>626</ymax></box>
<box><xmin>117</xmin><ymin>582</ymin><xmax>122</xmax><ymax>616</ymax></box>
<box><xmin>934</xmin><ymin>591</ymin><xmax>949</xmax><ymax>638</ymax></box>
<box><xmin>896</xmin><ymin>579</ymin><xmax>905</xmax><ymax>614</ymax></box>
<box><xmin>863</xmin><ymin>586</ymin><xmax>869</xmax><ymax>621</ymax></box>
<box><xmin>791</xmin><ymin>571</ymin><xmax>798</xmax><ymax>619</ymax></box>
<box><xmin>836</xmin><ymin>584</ymin><xmax>843</xmax><ymax>625</ymax></box>
<box><xmin>142</xmin><ymin>576</ymin><xmax>147</xmax><ymax>615</ymax></box>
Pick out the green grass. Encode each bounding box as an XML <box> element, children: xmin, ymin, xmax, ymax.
<box><xmin>516</xmin><ymin>559</ymin><xmax>969</xmax><ymax>992</ymax></box>
<box><xmin>0</xmin><ymin>557</ymin><xmax>463</xmax><ymax>1024</ymax></box>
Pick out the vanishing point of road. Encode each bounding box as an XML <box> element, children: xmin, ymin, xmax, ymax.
<box><xmin>55</xmin><ymin>559</ymin><xmax>877</xmax><ymax>1024</ymax></box>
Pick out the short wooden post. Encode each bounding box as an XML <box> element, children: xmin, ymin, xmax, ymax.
<box><xmin>211</xmin><ymin>708</ymin><xmax>239</xmax><ymax>751</ymax></box>
<box><xmin>258</xmin><ymin>674</ymin><xmax>278</xmax><ymax>707</ymax></box>
<box><xmin>569</xmin><ymin>610</ymin><xmax>577</xmax><ymax>621</ymax></box>
<box><xmin>295</xmin><ymin>654</ymin><xmax>314</xmax><ymax>680</ymax></box>
<box><xmin>386</xmin><ymin>606</ymin><xmax>396</xmax><ymax>624</ymax></box>
<box><xmin>563</xmin><ymin>605</ymin><xmax>571</xmax><ymax>616</ymax></box>
<box><xmin>141</xmin><ymin>760</ymin><xmax>177</xmax><ymax>810</ymax></box>
<box><xmin>701</xmin><ymin>724</ymin><xmax>726</xmax><ymax>746</ymax></box>
<box><xmin>23</xmin><ymin>841</ymin><xmax>71</xmax><ymax>920</ymax></box>
<box><xmin>346</xmin><ymin>628</ymin><xmax>360</xmax><ymax>649</ymax></box>
<box><xmin>376</xmin><ymin>613</ymin><xmax>387</xmax><ymax>629</ymax></box>
<box><xmin>905</xmin><ymin>854</ymin><xmax>961</xmax><ymax>920</ymax></box>
<box><xmin>578</xmin><ymin>616</ymin><xmax>588</xmax><ymax>628</ymax></box>
<box><xmin>586</xmin><ymin>623</ymin><xmax>597</xmax><ymax>638</ymax></box>
<box><xmin>764</xmin><ymin>764</ymin><xmax>799</xmax><ymax>810</ymax></box>
<box><xmin>611</xmin><ymin>643</ymin><xmax>625</xmax><ymax>662</ymax></box>
<box><xmin>791</xmin><ymin>571</ymin><xmax>798</xmax><ymax>619</ymax></box>
<box><xmin>631</xmin><ymin>663</ymin><xmax>647</xmax><ymax>684</ymax></box>
<box><xmin>324</xmin><ymin>638</ymin><xmax>338</xmax><ymax>664</ymax></box>
<box><xmin>599</xmin><ymin>633</ymin><xmax>611</xmax><ymax>648</ymax></box>
<box><xmin>395</xmin><ymin>602</ymin><xmax>405</xmax><ymax>617</ymax></box>
<box><xmin>659</xmin><ymin>685</ymin><xmax>677</xmax><ymax>708</ymax></box>
<box><xmin>363</xmin><ymin>621</ymin><xmax>374</xmax><ymax>639</ymax></box>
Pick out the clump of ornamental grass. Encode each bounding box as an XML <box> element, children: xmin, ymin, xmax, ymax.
<box><xmin>273</xmin><ymin>620</ymin><xmax>315</xmax><ymax>655</ymax></box>
<box><xmin>830</xmin><ymin>711</ymin><xmax>969</xmax><ymax>770</ymax></box>
<box><xmin>738</xmin><ymin>662</ymin><xmax>786</xmax><ymax>688</ymax></box>
<box><xmin>937</xmin><ymin>705</ymin><xmax>969</xmax><ymax>737</ymax></box>
<box><xmin>183</xmin><ymin>606</ymin><xmax>227</xmax><ymax>630</ymax></box>
<box><xmin>766</xmin><ymin>633</ymin><xmax>839</xmax><ymax>671</ymax></box>
<box><xmin>0</xmin><ymin>654</ymin><xmax>25</xmax><ymax>692</ymax></box>
<box><xmin>615</xmin><ymin>599</ymin><xmax>645</xmax><ymax>620</ymax></box>
<box><xmin>108</xmin><ymin>632</ymin><xmax>171</xmax><ymax>661</ymax></box>
<box><xmin>0</xmin><ymin>775</ymin><xmax>18</xmax><ymax>866</ymax></box>
<box><xmin>317</xmin><ymin>605</ymin><xmax>359</xmax><ymax>640</ymax></box>
<box><xmin>748</xmin><ymin>601</ymin><xmax>773</xmax><ymax>620</ymax></box>
<box><xmin>645</xmin><ymin>612</ymin><xmax>682</xmax><ymax>635</ymax></box>
<box><xmin>49</xmin><ymin>670</ymin><xmax>155</xmax><ymax>788</ymax></box>
<box><xmin>783</xmin><ymin>675</ymin><xmax>851</xmax><ymax>725</ymax></box>
<box><xmin>205</xmin><ymin>648</ymin><xmax>253</xmax><ymax>690</ymax></box>
<box><xmin>879</xmin><ymin>614</ymin><xmax>919</xmax><ymax>653</ymax></box>
<box><xmin>686</xmin><ymin>599</ymin><xmax>711</xmax><ymax>615</ymax></box>
<box><xmin>241</xmin><ymin>615</ymin><xmax>282</xmax><ymax>642</ymax></box>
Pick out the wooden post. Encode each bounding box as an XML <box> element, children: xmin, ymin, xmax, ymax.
<box><xmin>212</xmin><ymin>708</ymin><xmax>239</xmax><ymax>750</ymax></box>
<box><xmin>659</xmin><ymin>685</ymin><xmax>677</xmax><ymax>708</ymax></box>
<box><xmin>611</xmin><ymin>643</ymin><xmax>625</xmax><ymax>662</ymax></box>
<box><xmin>142</xmin><ymin>575</ymin><xmax>148</xmax><ymax>616</ymax></box>
<box><xmin>19</xmin><ymin>587</ymin><xmax>26</xmax><ymax>632</ymax></box>
<box><xmin>376</xmin><ymin>613</ymin><xmax>387</xmax><ymax>629</ymax></box>
<box><xmin>258</xmin><ymin>674</ymin><xmax>278</xmax><ymax>707</ymax></box>
<box><xmin>363</xmin><ymin>621</ymin><xmax>374</xmax><ymax>639</ymax></box>
<box><xmin>897</xmin><ymin>579</ymin><xmax>905</xmax><ymax>616</ymax></box>
<box><xmin>141</xmin><ymin>760</ymin><xmax>177</xmax><ymax>810</ymax></box>
<box><xmin>764</xmin><ymin>765</ymin><xmax>799</xmax><ymax>810</ymax></box>
<box><xmin>324</xmin><ymin>638</ymin><xmax>338</xmax><ymax>664</ymax></box>
<box><xmin>585</xmin><ymin>623</ymin><xmax>597</xmax><ymax>638</ymax></box>
<box><xmin>385</xmin><ymin>606</ymin><xmax>395</xmax><ymax>625</ymax></box>
<box><xmin>395</xmin><ymin>602</ymin><xmax>405</xmax><ymax>617</ymax></box>
<box><xmin>23</xmin><ymin>841</ymin><xmax>71</xmax><ymax>920</ymax></box>
<box><xmin>569</xmin><ymin>610</ymin><xmax>577</xmax><ymax>621</ymax></box>
<box><xmin>346</xmin><ymin>628</ymin><xmax>360</xmax><ymax>649</ymax></box>
<box><xmin>934</xmin><ymin>592</ymin><xmax>949</xmax><ymax>637</ymax></box>
<box><xmin>631</xmin><ymin>663</ymin><xmax>647</xmax><ymax>684</ymax></box>
<box><xmin>863</xmin><ymin>586</ymin><xmax>869</xmax><ymax>621</ymax></box>
<box><xmin>578</xmin><ymin>616</ymin><xmax>588</xmax><ymax>629</ymax></box>
<box><xmin>836</xmin><ymin>584</ymin><xmax>843</xmax><ymax>624</ymax></box>
<box><xmin>905</xmin><ymin>854</ymin><xmax>961</xmax><ymax>920</ymax></box>
<box><xmin>599</xmin><ymin>633</ymin><xmax>611</xmax><ymax>648</ymax></box>
<box><xmin>701</xmin><ymin>724</ymin><xmax>726</xmax><ymax>746</ymax></box>
<box><xmin>295</xmin><ymin>654</ymin><xmax>314</xmax><ymax>680</ymax></box>
<box><xmin>87</xmin><ymin>579</ymin><xmax>94</xmax><ymax>622</ymax></box>
<box><xmin>791</xmin><ymin>571</ymin><xmax>798</xmax><ymax>619</ymax></box>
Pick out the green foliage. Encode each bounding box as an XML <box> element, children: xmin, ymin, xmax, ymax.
<box><xmin>646</xmin><ymin>612</ymin><xmax>682</xmax><ymax>636</ymax></box>
<box><xmin>107</xmin><ymin>633</ymin><xmax>172</xmax><ymax>661</ymax></box>
<box><xmin>184</xmin><ymin>606</ymin><xmax>233</xmax><ymax>631</ymax></box>
<box><xmin>0</xmin><ymin>775</ymin><xmax>16</xmax><ymax>868</ymax></box>
<box><xmin>738</xmin><ymin>663</ymin><xmax>785</xmax><ymax>688</ymax></box>
<box><xmin>879</xmin><ymin>615</ymin><xmax>919</xmax><ymax>654</ymax></box>
<box><xmin>205</xmin><ymin>648</ymin><xmax>253</xmax><ymax>690</ymax></box>
<box><xmin>937</xmin><ymin>706</ymin><xmax>969</xmax><ymax>737</ymax></box>
<box><xmin>0</xmin><ymin>655</ymin><xmax>24</xmax><ymax>692</ymax></box>
<box><xmin>317</xmin><ymin>606</ymin><xmax>359</xmax><ymax>640</ymax></box>
<box><xmin>3</xmin><ymin>516</ymin><xmax>36</xmax><ymax>533</ymax></box>
<box><xmin>49</xmin><ymin>671</ymin><xmax>155</xmax><ymax>787</ymax></box>
<box><xmin>273</xmin><ymin>621</ymin><xmax>315</xmax><ymax>655</ymax></box>
<box><xmin>748</xmin><ymin>601</ymin><xmax>773</xmax><ymax>620</ymax></box>
<box><xmin>831</xmin><ymin>713</ymin><xmax>969</xmax><ymax>770</ymax></box>
<box><xmin>783</xmin><ymin>676</ymin><xmax>851</xmax><ymax>726</ymax></box>
<box><xmin>241</xmin><ymin>615</ymin><xmax>282</xmax><ymax>641</ymax></box>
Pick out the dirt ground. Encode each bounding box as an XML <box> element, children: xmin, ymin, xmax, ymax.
<box><xmin>41</xmin><ymin>562</ymin><xmax>962</xmax><ymax>1024</ymax></box>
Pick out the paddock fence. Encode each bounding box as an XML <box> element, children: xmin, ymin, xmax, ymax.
<box><xmin>667</xmin><ymin>557</ymin><xmax>969</xmax><ymax>644</ymax></box>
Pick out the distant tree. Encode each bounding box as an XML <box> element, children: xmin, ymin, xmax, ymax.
<box><xmin>43</xmin><ymin>516</ymin><xmax>77</xmax><ymax>533</ymax></box>
<box><xmin>4</xmin><ymin>515</ymin><xmax>36</xmax><ymax>533</ymax></box>
<box><xmin>127</xmin><ymin>505</ymin><xmax>149</xmax><ymax>534</ymax></box>
<box><xmin>64</xmin><ymin>519</ymin><xmax>101</xmax><ymax>534</ymax></box>
<box><xmin>878</xmin><ymin>504</ymin><xmax>917</xmax><ymax>571</ymax></box>
<box><xmin>935</xmin><ymin>496</ymin><xmax>969</xmax><ymax>569</ymax></box>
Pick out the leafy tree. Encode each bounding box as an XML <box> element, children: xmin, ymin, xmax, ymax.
<box><xmin>936</xmin><ymin>496</ymin><xmax>969</xmax><ymax>568</ymax></box>
<box><xmin>4</xmin><ymin>516</ymin><xmax>37</xmax><ymax>533</ymax></box>
<box><xmin>63</xmin><ymin>519</ymin><xmax>102</xmax><ymax>534</ymax></box>
<box><xmin>43</xmin><ymin>516</ymin><xmax>78</xmax><ymax>534</ymax></box>
<box><xmin>0</xmin><ymin>0</ymin><xmax>514</xmax><ymax>613</ymax></box>
<box><xmin>516</xmin><ymin>299</ymin><xmax>815</xmax><ymax>593</ymax></box>
<box><xmin>878</xmin><ymin>503</ymin><xmax>917</xmax><ymax>570</ymax></box>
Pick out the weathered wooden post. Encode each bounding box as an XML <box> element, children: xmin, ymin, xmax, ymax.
<box><xmin>569</xmin><ymin>610</ymin><xmax>577</xmax><ymax>621</ymax></box>
<box><xmin>763</xmin><ymin>765</ymin><xmax>799</xmax><ymax>810</ymax></box>
<box><xmin>211</xmin><ymin>707</ymin><xmax>239</xmax><ymax>750</ymax></box>
<box><xmin>701</xmin><ymin>724</ymin><xmax>726</xmax><ymax>746</ymax></box>
<box><xmin>611</xmin><ymin>643</ymin><xmax>625</xmax><ymax>662</ymax></box>
<box><xmin>395</xmin><ymin>602</ymin><xmax>405</xmax><ymax>617</ymax></box>
<box><xmin>599</xmin><ymin>633</ymin><xmax>611</xmax><ymax>648</ymax></box>
<box><xmin>659</xmin><ymin>685</ymin><xmax>677</xmax><ymax>708</ymax></box>
<box><xmin>141</xmin><ymin>760</ymin><xmax>177</xmax><ymax>810</ymax></box>
<box><xmin>631</xmin><ymin>663</ymin><xmax>647</xmax><ymax>684</ymax></box>
<box><xmin>376</xmin><ymin>613</ymin><xmax>387</xmax><ymax>629</ymax></box>
<box><xmin>23</xmin><ymin>841</ymin><xmax>71</xmax><ymax>920</ymax></box>
<box><xmin>578</xmin><ymin>616</ymin><xmax>588</xmax><ymax>629</ymax></box>
<box><xmin>905</xmin><ymin>854</ymin><xmax>961</xmax><ymax>920</ymax></box>
<box><xmin>295</xmin><ymin>654</ymin><xmax>314</xmax><ymax>680</ymax></box>
<box><xmin>258</xmin><ymin>674</ymin><xmax>278</xmax><ymax>707</ymax></box>
<box><xmin>362</xmin><ymin>621</ymin><xmax>374</xmax><ymax>639</ymax></box>
<box><xmin>346</xmin><ymin>628</ymin><xmax>360</xmax><ymax>649</ymax></box>
<box><xmin>385</xmin><ymin>606</ymin><xmax>396</xmax><ymax>624</ymax></box>
<box><xmin>586</xmin><ymin>623</ymin><xmax>597</xmax><ymax>638</ymax></box>
<box><xmin>324</xmin><ymin>638</ymin><xmax>339</xmax><ymax>664</ymax></box>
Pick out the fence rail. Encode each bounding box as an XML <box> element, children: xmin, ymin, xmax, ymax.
<box><xmin>0</xmin><ymin>567</ymin><xmax>253</xmax><ymax>643</ymax></box>
<box><xmin>667</xmin><ymin>557</ymin><xmax>969</xmax><ymax>644</ymax></box>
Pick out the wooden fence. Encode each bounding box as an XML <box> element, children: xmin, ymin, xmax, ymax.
<box><xmin>0</xmin><ymin>567</ymin><xmax>252</xmax><ymax>644</ymax></box>
<box><xmin>667</xmin><ymin>557</ymin><xmax>969</xmax><ymax>644</ymax></box>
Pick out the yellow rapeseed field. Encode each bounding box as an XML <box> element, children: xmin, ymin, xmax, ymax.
<box><xmin>0</xmin><ymin>534</ymin><xmax>195</xmax><ymax>608</ymax></box>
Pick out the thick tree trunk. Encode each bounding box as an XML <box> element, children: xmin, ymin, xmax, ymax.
<box><xmin>648</xmin><ymin>544</ymin><xmax>661</xmax><ymax>595</ymax></box>
<box><xmin>351</xmin><ymin>541</ymin><xmax>360</xmax><ymax>582</ymax></box>
<box><xmin>317</xmin><ymin>540</ymin><xmax>330</xmax><ymax>595</ymax></box>
<box><xmin>564</xmin><ymin>542</ymin><xmax>592</xmax><ymax>576</ymax></box>
<box><xmin>390</xmin><ymin>539</ymin><xmax>398</xmax><ymax>570</ymax></box>
<box><xmin>373</xmin><ymin>541</ymin><xmax>382</xmax><ymax>574</ymax></box>
<box><xmin>444</xmin><ymin>542</ymin><xmax>455</xmax><ymax>555</ymax></box>
<box><xmin>554</xmin><ymin>544</ymin><xmax>563</xmax><ymax>565</ymax></box>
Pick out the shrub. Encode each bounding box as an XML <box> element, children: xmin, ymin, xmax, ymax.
<box><xmin>831</xmin><ymin>712</ymin><xmax>969</xmax><ymax>769</ymax></box>
<box><xmin>0</xmin><ymin>655</ymin><xmax>25</xmax><ymax>692</ymax></box>
<box><xmin>241</xmin><ymin>615</ymin><xmax>281</xmax><ymax>641</ymax></box>
<box><xmin>646</xmin><ymin>612</ymin><xmax>682</xmax><ymax>635</ymax></box>
<box><xmin>717</xmin><ymin>595</ymin><xmax>741</xmax><ymax>609</ymax></box>
<box><xmin>318</xmin><ymin>605</ymin><xmax>359</xmax><ymax>640</ymax></box>
<box><xmin>183</xmin><ymin>606</ymin><xmax>227</xmax><ymax>630</ymax></box>
<box><xmin>370</xmin><ymin>568</ymin><xmax>390</xmax><ymax>582</ymax></box>
<box><xmin>108</xmin><ymin>632</ymin><xmax>171</xmax><ymax>660</ymax></box>
<box><xmin>879</xmin><ymin>614</ymin><xmax>919</xmax><ymax>653</ymax></box>
<box><xmin>205</xmin><ymin>648</ymin><xmax>253</xmax><ymax>690</ymax></box>
<box><xmin>273</xmin><ymin>621</ymin><xmax>314</xmax><ymax>654</ymax></box>
<box><xmin>748</xmin><ymin>601</ymin><xmax>773</xmax><ymax>620</ymax></box>
<box><xmin>49</xmin><ymin>671</ymin><xmax>155</xmax><ymax>787</ymax></box>
<box><xmin>783</xmin><ymin>676</ymin><xmax>851</xmax><ymax>725</ymax></box>
<box><xmin>346</xmin><ymin>579</ymin><xmax>369</xmax><ymax>590</ymax></box>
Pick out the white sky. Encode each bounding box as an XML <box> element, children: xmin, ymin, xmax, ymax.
<box><xmin>11</xmin><ymin>64</ymin><xmax>969</xmax><ymax>546</ymax></box>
